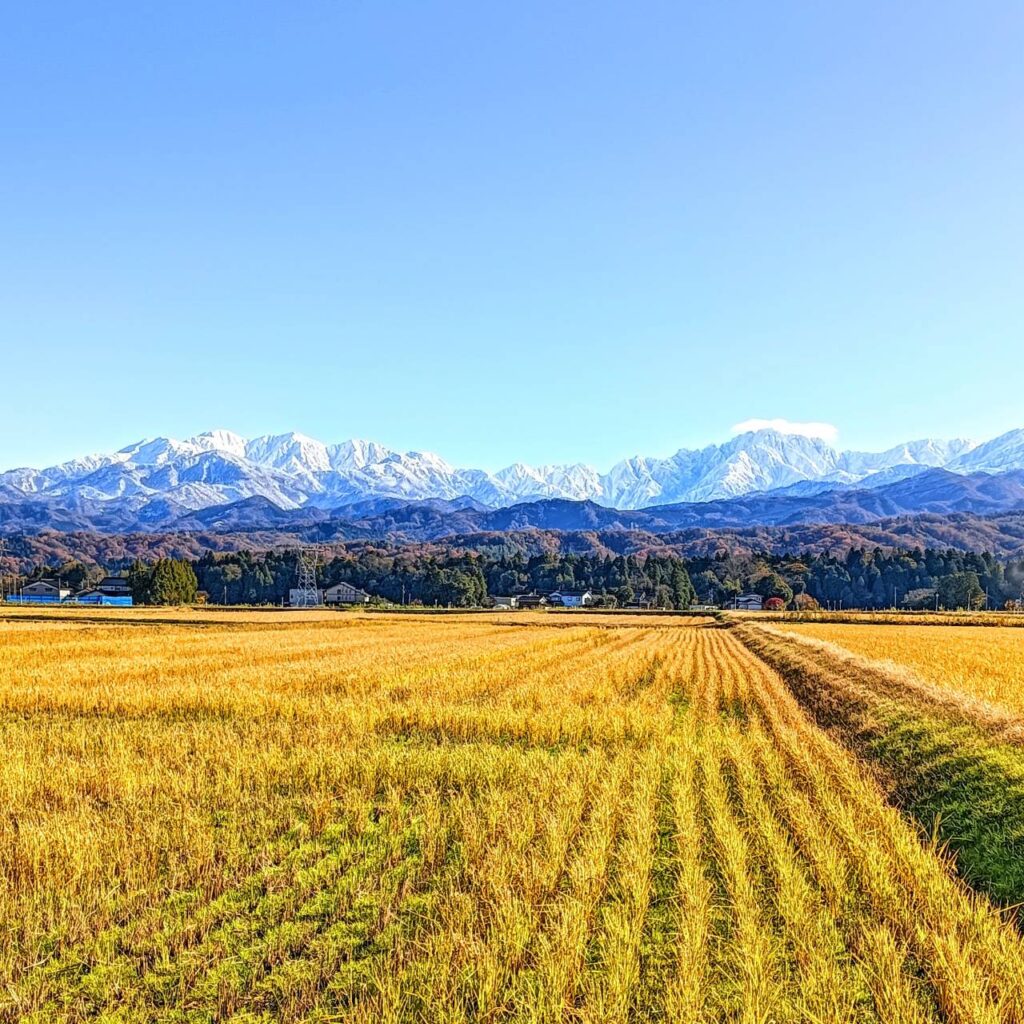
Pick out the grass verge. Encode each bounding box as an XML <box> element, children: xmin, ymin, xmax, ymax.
<box><xmin>734</xmin><ymin>623</ymin><xmax>1024</xmax><ymax>907</ymax></box>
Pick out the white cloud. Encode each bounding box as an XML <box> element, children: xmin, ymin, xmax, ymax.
<box><xmin>731</xmin><ymin>418</ymin><xmax>839</xmax><ymax>442</ymax></box>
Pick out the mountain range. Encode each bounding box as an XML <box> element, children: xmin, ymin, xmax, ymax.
<box><xmin>7</xmin><ymin>426</ymin><xmax>1024</xmax><ymax>515</ymax></box>
<box><xmin>167</xmin><ymin>467</ymin><xmax>1024</xmax><ymax>539</ymax></box>
<box><xmin>6</xmin><ymin>426</ymin><xmax>1024</xmax><ymax>542</ymax></box>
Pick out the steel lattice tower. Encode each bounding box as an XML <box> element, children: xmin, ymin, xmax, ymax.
<box><xmin>292</xmin><ymin>544</ymin><xmax>322</xmax><ymax>607</ymax></box>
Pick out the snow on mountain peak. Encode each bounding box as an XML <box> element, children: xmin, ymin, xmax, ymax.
<box><xmin>3</xmin><ymin>426</ymin><xmax>1023</xmax><ymax>516</ymax></box>
<box><xmin>117</xmin><ymin>436</ymin><xmax>203</xmax><ymax>465</ymax></box>
<box><xmin>189</xmin><ymin>429</ymin><xmax>248</xmax><ymax>458</ymax></box>
<box><xmin>243</xmin><ymin>432</ymin><xmax>332</xmax><ymax>474</ymax></box>
<box><xmin>948</xmin><ymin>429</ymin><xmax>1024</xmax><ymax>473</ymax></box>
<box><xmin>328</xmin><ymin>439</ymin><xmax>394</xmax><ymax>470</ymax></box>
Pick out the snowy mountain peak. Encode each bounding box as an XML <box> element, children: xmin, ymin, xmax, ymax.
<box><xmin>243</xmin><ymin>432</ymin><xmax>332</xmax><ymax>474</ymax></box>
<box><xmin>328</xmin><ymin>439</ymin><xmax>395</xmax><ymax>470</ymax></box>
<box><xmin>3</xmin><ymin>426</ymin><xmax>1023</xmax><ymax>517</ymax></box>
<box><xmin>190</xmin><ymin>429</ymin><xmax>248</xmax><ymax>458</ymax></box>
<box><xmin>117</xmin><ymin>436</ymin><xmax>202</xmax><ymax>465</ymax></box>
<box><xmin>948</xmin><ymin>429</ymin><xmax>1024</xmax><ymax>474</ymax></box>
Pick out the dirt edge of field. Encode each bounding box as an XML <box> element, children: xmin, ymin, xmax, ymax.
<box><xmin>732</xmin><ymin>621</ymin><xmax>1024</xmax><ymax>910</ymax></box>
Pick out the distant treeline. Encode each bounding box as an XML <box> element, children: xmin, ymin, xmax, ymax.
<box><xmin>191</xmin><ymin>549</ymin><xmax>697</xmax><ymax>608</ymax></box>
<box><xmin>10</xmin><ymin>544</ymin><xmax>1024</xmax><ymax>610</ymax></box>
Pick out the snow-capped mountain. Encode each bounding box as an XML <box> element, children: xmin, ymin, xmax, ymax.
<box><xmin>947</xmin><ymin>429</ymin><xmax>1024</xmax><ymax>475</ymax></box>
<box><xmin>2</xmin><ymin>427</ymin><xmax>1012</xmax><ymax>522</ymax></box>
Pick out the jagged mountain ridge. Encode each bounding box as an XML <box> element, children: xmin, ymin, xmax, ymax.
<box><xmin>296</xmin><ymin>468</ymin><xmax>1024</xmax><ymax>542</ymax></box>
<box><xmin>0</xmin><ymin>428</ymin><xmax>997</xmax><ymax>520</ymax></box>
<box><xmin>5</xmin><ymin>466</ymin><xmax>1024</xmax><ymax>541</ymax></box>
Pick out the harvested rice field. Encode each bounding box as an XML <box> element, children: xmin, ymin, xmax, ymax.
<box><xmin>3</xmin><ymin>608</ymin><xmax>1024</xmax><ymax>1023</ymax></box>
<box><xmin>773</xmin><ymin>620</ymin><xmax>1024</xmax><ymax>713</ymax></box>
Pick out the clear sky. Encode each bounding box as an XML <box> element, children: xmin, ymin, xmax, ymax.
<box><xmin>3</xmin><ymin>2</ymin><xmax>1023</xmax><ymax>472</ymax></box>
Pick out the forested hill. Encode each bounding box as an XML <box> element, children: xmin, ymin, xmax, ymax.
<box><xmin>5</xmin><ymin>510</ymin><xmax>1024</xmax><ymax>576</ymax></box>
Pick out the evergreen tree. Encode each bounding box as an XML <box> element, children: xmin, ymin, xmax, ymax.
<box><xmin>128</xmin><ymin>559</ymin><xmax>152</xmax><ymax>604</ymax></box>
<box><xmin>670</xmin><ymin>563</ymin><xmax>696</xmax><ymax>608</ymax></box>
<box><xmin>937</xmin><ymin>571</ymin><xmax>985</xmax><ymax>610</ymax></box>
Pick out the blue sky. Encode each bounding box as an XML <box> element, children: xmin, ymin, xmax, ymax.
<box><xmin>2</xmin><ymin>2</ymin><xmax>1023</xmax><ymax>471</ymax></box>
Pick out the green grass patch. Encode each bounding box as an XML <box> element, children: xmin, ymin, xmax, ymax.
<box><xmin>863</xmin><ymin>705</ymin><xmax>1024</xmax><ymax>904</ymax></box>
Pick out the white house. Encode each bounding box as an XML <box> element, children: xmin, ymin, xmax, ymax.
<box><xmin>548</xmin><ymin>589</ymin><xmax>595</xmax><ymax>608</ymax></box>
<box><xmin>734</xmin><ymin>594</ymin><xmax>764</xmax><ymax>611</ymax></box>
<box><xmin>323</xmin><ymin>582</ymin><xmax>371</xmax><ymax>605</ymax></box>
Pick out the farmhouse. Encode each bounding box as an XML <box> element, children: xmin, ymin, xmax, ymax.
<box><xmin>734</xmin><ymin>594</ymin><xmax>764</xmax><ymax>611</ymax></box>
<box><xmin>66</xmin><ymin>574</ymin><xmax>134</xmax><ymax>607</ymax></box>
<box><xmin>516</xmin><ymin>594</ymin><xmax>548</xmax><ymax>609</ymax></box>
<box><xmin>323</xmin><ymin>582</ymin><xmax>370</xmax><ymax>605</ymax></box>
<box><xmin>6</xmin><ymin>579</ymin><xmax>72</xmax><ymax>604</ymax></box>
<box><xmin>548</xmin><ymin>589</ymin><xmax>595</xmax><ymax>608</ymax></box>
<box><xmin>491</xmin><ymin>595</ymin><xmax>519</xmax><ymax>609</ymax></box>
<box><xmin>97</xmin><ymin>575</ymin><xmax>133</xmax><ymax>598</ymax></box>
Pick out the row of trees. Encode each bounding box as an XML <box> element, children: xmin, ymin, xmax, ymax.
<box><xmin>188</xmin><ymin>550</ymin><xmax>695</xmax><ymax>609</ymax></box>
<box><xmin>189</xmin><ymin>545</ymin><xmax>1024</xmax><ymax>610</ymax></box>
<box><xmin>149</xmin><ymin>545</ymin><xmax>1024</xmax><ymax>610</ymax></box>
<box><xmin>14</xmin><ymin>544</ymin><xmax>1024</xmax><ymax>610</ymax></box>
<box><xmin>686</xmin><ymin>547</ymin><xmax>1021</xmax><ymax>610</ymax></box>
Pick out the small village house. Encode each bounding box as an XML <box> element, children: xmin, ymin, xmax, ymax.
<box><xmin>323</xmin><ymin>582</ymin><xmax>371</xmax><ymax>605</ymax></box>
<box><xmin>734</xmin><ymin>594</ymin><xmax>764</xmax><ymax>611</ymax></box>
<box><xmin>97</xmin><ymin>575</ymin><xmax>133</xmax><ymax>598</ymax></box>
<box><xmin>67</xmin><ymin>574</ymin><xmax>134</xmax><ymax>607</ymax></box>
<box><xmin>548</xmin><ymin>589</ymin><xmax>594</xmax><ymax>608</ymax></box>
<box><xmin>491</xmin><ymin>595</ymin><xmax>519</xmax><ymax>609</ymax></box>
<box><xmin>6</xmin><ymin>579</ymin><xmax>72</xmax><ymax>604</ymax></box>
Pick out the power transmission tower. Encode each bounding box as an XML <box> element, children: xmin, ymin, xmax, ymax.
<box><xmin>292</xmin><ymin>544</ymin><xmax>322</xmax><ymax>607</ymax></box>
